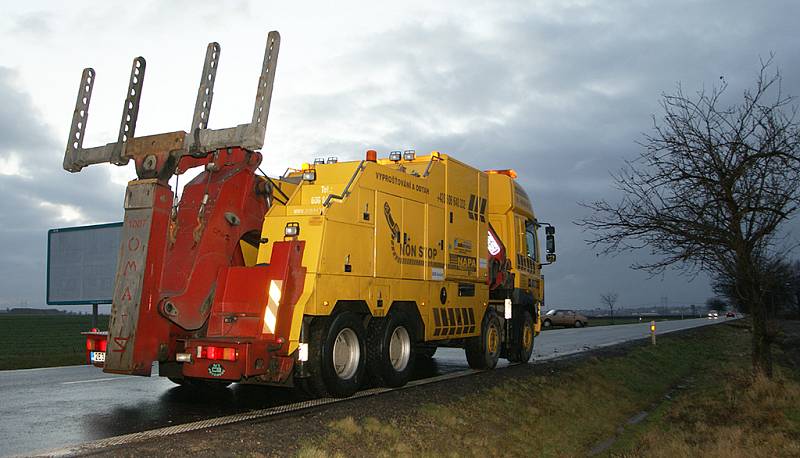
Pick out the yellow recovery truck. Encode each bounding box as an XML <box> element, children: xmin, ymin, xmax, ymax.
<box><xmin>70</xmin><ymin>32</ymin><xmax>557</xmax><ymax>398</ymax></box>
<box><xmin>254</xmin><ymin>150</ymin><xmax>557</xmax><ymax>396</ymax></box>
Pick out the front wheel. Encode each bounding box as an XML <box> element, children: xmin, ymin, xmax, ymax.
<box><xmin>465</xmin><ymin>310</ymin><xmax>502</xmax><ymax>370</ymax></box>
<box><xmin>574</xmin><ymin>320</ymin><xmax>583</xmax><ymax>328</ymax></box>
<box><xmin>507</xmin><ymin>310</ymin><xmax>535</xmax><ymax>363</ymax></box>
<box><xmin>303</xmin><ymin>313</ymin><xmax>367</xmax><ymax>398</ymax></box>
<box><xmin>367</xmin><ymin>311</ymin><xmax>416</xmax><ymax>388</ymax></box>
<box><xmin>542</xmin><ymin>319</ymin><xmax>552</xmax><ymax>328</ymax></box>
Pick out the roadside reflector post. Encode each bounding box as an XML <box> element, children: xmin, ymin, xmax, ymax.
<box><xmin>650</xmin><ymin>320</ymin><xmax>656</xmax><ymax>345</ymax></box>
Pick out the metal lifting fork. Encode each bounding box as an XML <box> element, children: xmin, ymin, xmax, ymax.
<box><xmin>62</xmin><ymin>31</ymin><xmax>281</xmax><ymax>179</ymax></box>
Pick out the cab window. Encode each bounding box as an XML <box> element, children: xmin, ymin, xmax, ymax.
<box><xmin>525</xmin><ymin>220</ymin><xmax>537</xmax><ymax>260</ymax></box>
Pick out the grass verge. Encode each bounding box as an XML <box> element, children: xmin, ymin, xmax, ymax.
<box><xmin>297</xmin><ymin>321</ymin><xmax>800</xmax><ymax>457</ymax></box>
<box><xmin>0</xmin><ymin>314</ymin><xmax>109</xmax><ymax>370</ymax></box>
<box><xmin>609</xmin><ymin>320</ymin><xmax>800</xmax><ymax>457</ymax></box>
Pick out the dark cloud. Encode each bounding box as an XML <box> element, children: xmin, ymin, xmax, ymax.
<box><xmin>0</xmin><ymin>67</ymin><xmax>123</xmax><ymax>307</ymax></box>
<box><xmin>3</xmin><ymin>0</ymin><xmax>800</xmax><ymax>311</ymax></box>
<box><xmin>286</xmin><ymin>0</ymin><xmax>800</xmax><ymax>308</ymax></box>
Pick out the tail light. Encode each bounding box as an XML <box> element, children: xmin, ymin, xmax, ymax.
<box><xmin>85</xmin><ymin>335</ymin><xmax>107</xmax><ymax>352</ymax></box>
<box><xmin>83</xmin><ymin>331</ymin><xmax>108</xmax><ymax>365</ymax></box>
<box><xmin>196</xmin><ymin>345</ymin><xmax>238</xmax><ymax>361</ymax></box>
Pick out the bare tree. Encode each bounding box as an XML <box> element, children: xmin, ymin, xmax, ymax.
<box><xmin>578</xmin><ymin>58</ymin><xmax>800</xmax><ymax>378</ymax></box>
<box><xmin>600</xmin><ymin>292</ymin><xmax>619</xmax><ymax>322</ymax></box>
<box><xmin>705</xmin><ymin>297</ymin><xmax>727</xmax><ymax>312</ymax></box>
<box><xmin>791</xmin><ymin>260</ymin><xmax>800</xmax><ymax>319</ymax></box>
<box><xmin>714</xmin><ymin>257</ymin><xmax>795</xmax><ymax>317</ymax></box>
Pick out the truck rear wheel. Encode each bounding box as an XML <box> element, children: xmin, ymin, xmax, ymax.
<box><xmin>366</xmin><ymin>311</ymin><xmax>416</xmax><ymax>388</ymax></box>
<box><xmin>507</xmin><ymin>310</ymin><xmax>535</xmax><ymax>363</ymax></box>
<box><xmin>304</xmin><ymin>312</ymin><xmax>367</xmax><ymax>398</ymax></box>
<box><xmin>465</xmin><ymin>310</ymin><xmax>501</xmax><ymax>370</ymax></box>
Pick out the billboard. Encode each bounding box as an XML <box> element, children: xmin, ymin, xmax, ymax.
<box><xmin>46</xmin><ymin>222</ymin><xmax>122</xmax><ymax>305</ymax></box>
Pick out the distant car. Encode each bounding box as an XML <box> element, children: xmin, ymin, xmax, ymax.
<box><xmin>707</xmin><ymin>310</ymin><xmax>719</xmax><ymax>319</ymax></box>
<box><xmin>725</xmin><ymin>311</ymin><xmax>735</xmax><ymax>318</ymax></box>
<box><xmin>542</xmin><ymin>309</ymin><xmax>589</xmax><ymax>328</ymax></box>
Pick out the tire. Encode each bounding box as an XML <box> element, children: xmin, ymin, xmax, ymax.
<box><xmin>542</xmin><ymin>319</ymin><xmax>552</xmax><ymax>328</ymax></box>
<box><xmin>304</xmin><ymin>313</ymin><xmax>367</xmax><ymax>398</ymax></box>
<box><xmin>507</xmin><ymin>310</ymin><xmax>535</xmax><ymax>363</ymax></box>
<box><xmin>465</xmin><ymin>310</ymin><xmax>502</xmax><ymax>370</ymax></box>
<box><xmin>574</xmin><ymin>320</ymin><xmax>583</xmax><ymax>328</ymax></box>
<box><xmin>366</xmin><ymin>311</ymin><xmax>416</xmax><ymax>388</ymax></box>
<box><xmin>300</xmin><ymin>317</ymin><xmax>329</xmax><ymax>398</ymax></box>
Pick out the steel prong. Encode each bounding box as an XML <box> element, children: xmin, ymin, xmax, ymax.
<box><xmin>249</xmin><ymin>31</ymin><xmax>281</xmax><ymax>149</ymax></box>
<box><xmin>114</xmin><ymin>56</ymin><xmax>146</xmax><ymax>165</ymax></box>
<box><xmin>191</xmin><ymin>42</ymin><xmax>221</xmax><ymax>138</ymax></box>
<box><xmin>63</xmin><ymin>68</ymin><xmax>96</xmax><ymax>172</ymax></box>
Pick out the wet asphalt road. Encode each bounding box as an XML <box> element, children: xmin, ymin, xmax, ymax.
<box><xmin>0</xmin><ymin>317</ymin><xmax>729</xmax><ymax>456</ymax></box>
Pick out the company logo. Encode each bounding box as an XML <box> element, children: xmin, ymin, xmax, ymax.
<box><xmin>384</xmin><ymin>202</ymin><xmax>401</xmax><ymax>243</ymax></box>
<box><xmin>384</xmin><ymin>202</ymin><xmax>441</xmax><ymax>267</ymax></box>
<box><xmin>208</xmin><ymin>363</ymin><xmax>225</xmax><ymax>377</ymax></box>
<box><xmin>468</xmin><ymin>194</ymin><xmax>487</xmax><ymax>222</ymax></box>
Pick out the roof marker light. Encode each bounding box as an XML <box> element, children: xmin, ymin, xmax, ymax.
<box><xmin>486</xmin><ymin>169</ymin><xmax>518</xmax><ymax>179</ymax></box>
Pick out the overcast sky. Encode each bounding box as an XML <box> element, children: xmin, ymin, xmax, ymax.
<box><xmin>1</xmin><ymin>0</ymin><xmax>799</xmax><ymax>311</ymax></box>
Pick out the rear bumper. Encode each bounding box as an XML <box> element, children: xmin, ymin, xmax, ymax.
<box><xmin>83</xmin><ymin>333</ymin><xmax>297</xmax><ymax>383</ymax></box>
<box><xmin>179</xmin><ymin>338</ymin><xmax>296</xmax><ymax>383</ymax></box>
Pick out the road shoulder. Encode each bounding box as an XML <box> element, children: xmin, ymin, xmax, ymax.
<box><xmin>86</xmin><ymin>322</ymin><xmax>762</xmax><ymax>457</ymax></box>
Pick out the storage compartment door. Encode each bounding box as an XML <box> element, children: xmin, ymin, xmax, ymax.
<box><xmin>376</xmin><ymin>192</ymin><xmax>403</xmax><ymax>279</ymax></box>
<box><xmin>426</xmin><ymin>205</ymin><xmax>445</xmax><ymax>281</ymax></box>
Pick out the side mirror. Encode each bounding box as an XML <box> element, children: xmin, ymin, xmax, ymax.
<box><xmin>545</xmin><ymin>226</ymin><xmax>555</xmax><ymax>254</ymax></box>
<box><xmin>545</xmin><ymin>225</ymin><xmax>556</xmax><ymax>263</ymax></box>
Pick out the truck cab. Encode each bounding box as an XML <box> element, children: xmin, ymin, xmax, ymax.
<box><xmin>486</xmin><ymin>171</ymin><xmax>548</xmax><ymax>334</ymax></box>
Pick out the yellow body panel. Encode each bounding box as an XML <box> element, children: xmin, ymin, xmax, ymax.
<box><xmin>257</xmin><ymin>153</ymin><xmax>544</xmax><ymax>353</ymax></box>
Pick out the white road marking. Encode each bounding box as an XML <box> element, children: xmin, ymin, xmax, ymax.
<box><xmin>0</xmin><ymin>364</ymin><xmax>84</xmax><ymax>374</ymax></box>
<box><xmin>61</xmin><ymin>377</ymin><xmax>125</xmax><ymax>385</ymax></box>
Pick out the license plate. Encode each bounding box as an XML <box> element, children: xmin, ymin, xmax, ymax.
<box><xmin>90</xmin><ymin>351</ymin><xmax>106</xmax><ymax>363</ymax></box>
